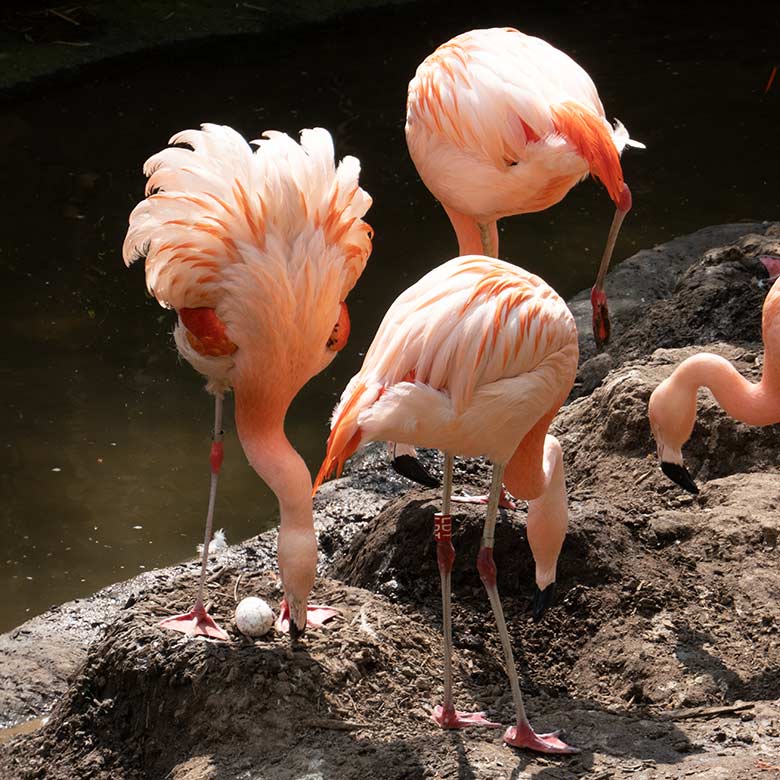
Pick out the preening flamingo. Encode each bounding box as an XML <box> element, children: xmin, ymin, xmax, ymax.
<box><xmin>315</xmin><ymin>255</ymin><xmax>579</xmax><ymax>753</ymax></box>
<box><xmin>123</xmin><ymin>124</ymin><xmax>373</xmax><ymax>640</ymax></box>
<box><xmin>406</xmin><ymin>27</ymin><xmax>644</xmax><ymax>347</ymax></box>
<box><xmin>649</xmin><ymin>275</ymin><xmax>780</xmax><ymax>494</ymax></box>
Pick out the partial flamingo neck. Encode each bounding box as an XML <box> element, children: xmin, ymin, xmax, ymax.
<box><xmin>673</xmin><ymin>352</ymin><xmax>780</xmax><ymax>428</ymax></box>
<box><xmin>443</xmin><ymin>205</ymin><xmax>498</xmax><ymax>257</ymax></box>
<box><xmin>503</xmin><ymin>410</ymin><xmax>558</xmax><ymax>501</ymax></box>
<box><xmin>503</xmin><ymin>412</ymin><xmax>570</xmax><ymax>587</ymax></box>
<box><xmin>234</xmin><ymin>390</ymin><xmax>316</xmax><ymax>615</ymax></box>
<box><xmin>234</xmin><ymin>394</ymin><xmax>312</xmax><ymax>526</ymax></box>
<box><xmin>504</xmin><ymin>421</ymin><xmax>568</xmax><ymax>591</ymax></box>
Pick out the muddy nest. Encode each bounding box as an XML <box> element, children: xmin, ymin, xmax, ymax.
<box><xmin>3</xmin><ymin>573</ymin><xmax>510</xmax><ymax>780</ymax></box>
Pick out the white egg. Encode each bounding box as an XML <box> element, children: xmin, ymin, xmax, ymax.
<box><xmin>235</xmin><ymin>596</ymin><xmax>274</xmax><ymax>637</ymax></box>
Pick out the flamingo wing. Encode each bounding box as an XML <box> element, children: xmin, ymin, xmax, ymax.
<box><xmin>407</xmin><ymin>28</ymin><xmax>605</xmax><ymax>169</ymax></box>
<box><xmin>314</xmin><ymin>255</ymin><xmax>578</xmax><ymax>488</ymax></box>
<box><xmin>406</xmin><ymin>28</ymin><xmax>643</xmax><ymax>212</ymax></box>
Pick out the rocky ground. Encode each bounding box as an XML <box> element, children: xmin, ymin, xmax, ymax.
<box><xmin>2</xmin><ymin>221</ymin><xmax>780</xmax><ymax>779</ymax></box>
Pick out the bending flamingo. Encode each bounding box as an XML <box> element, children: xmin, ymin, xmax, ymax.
<box><xmin>315</xmin><ymin>255</ymin><xmax>579</xmax><ymax>753</ymax></box>
<box><xmin>649</xmin><ymin>275</ymin><xmax>780</xmax><ymax>494</ymax></box>
<box><xmin>124</xmin><ymin>124</ymin><xmax>373</xmax><ymax>640</ymax></box>
<box><xmin>406</xmin><ymin>27</ymin><xmax>644</xmax><ymax>347</ymax></box>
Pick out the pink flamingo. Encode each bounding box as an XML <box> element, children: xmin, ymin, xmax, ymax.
<box><xmin>649</xmin><ymin>276</ymin><xmax>780</xmax><ymax>494</ymax></box>
<box><xmin>406</xmin><ymin>27</ymin><xmax>644</xmax><ymax>348</ymax></box>
<box><xmin>314</xmin><ymin>255</ymin><xmax>579</xmax><ymax>753</ymax></box>
<box><xmin>123</xmin><ymin>124</ymin><xmax>373</xmax><ymax>640</ymax></box>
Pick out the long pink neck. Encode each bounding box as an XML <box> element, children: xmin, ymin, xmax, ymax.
<box><xmin>235</xmin><ymin>391</ymin><xmax>316</xmax><ymax>621</ymax></box>
<box><xmin>234</xmin><ymin>394</ymin><xmax>313</xmax><ymax>532</ymax></box>
<box><xmin>674</xmin><ymin>350</ymin><xmax>780</xmax><ymax>427</ymax></box>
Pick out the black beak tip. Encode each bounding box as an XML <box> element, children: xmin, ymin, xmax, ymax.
<box><xmin>289</xmin><ymin>620</ymin><xmax>306</xmax><ymax>643</ymax></box>
<box><xmin>391</xmin><ymin>454</ymin><xmax>441</xmax><ymax>488</ymax></box>
<box><xmin>532</xmin><ymin>582</ymin><xmax>557</xmax><ymax>622</ymax></box>
<box><xmin>660</xmin><ymin>461</ymin><xmax>699</xmax><ymax>494</ymax></box>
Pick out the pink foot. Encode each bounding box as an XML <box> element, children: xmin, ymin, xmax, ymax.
<box><xmin>453</xmin><ymin>486</ymin><xmax>516</xmax><ymax>510</ymax></box>
<box><xmin>504</xmin><ymin>721</ymin><xmax>579</xmax><ymax>754</ymax></box>
<box><xmin>159</xmin><ymin>602</ymin><xmax>229</xmax><ymax>641</ymax></box>
<box><xmin>275</xmin><ymin>598</ymin><xmax>341</xmax><ymax>633</ymax></box>
<box><xmin>432</xmin><ymin>704</ymin><xmax>501</xmax><ymax>729</ymax></box>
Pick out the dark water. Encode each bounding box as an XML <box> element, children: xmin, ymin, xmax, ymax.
<box><xmin>2</xmin><ymin>0</ymin><xmax>778</xmax><ymax>632</ymax></box>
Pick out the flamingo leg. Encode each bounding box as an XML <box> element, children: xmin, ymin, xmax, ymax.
<box><xmin>591</xmin><ymin>184</ymin><xmax>632</xmax><ymax>349</ymax></box>
<box><xmin>433</xmin><ymin>454</ymin><xmax>500</xmax><ymax>729</ymax></box>
<box><xmin>477</xmin><ymin>464</ymin><xmax>578</xmax><ymax>754</ymax></box>
<box><xmin>159</xmin><ymin>394</ymin><xmax>230</xmax><ymax>641</ymax></box>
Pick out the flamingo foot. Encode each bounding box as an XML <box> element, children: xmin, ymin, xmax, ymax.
<box><xmin>275</xmin><ymin>599</ymin><xmax>341</xmax><ymax>633</ymax></box>
<box><xmin>452</xmin><ymin>486</ymin><xmax>516</xmax><ymax>510</ymax></box>
<box><xmin>158</xmin><ymin>603</ymin><xmax>229</xmax><ymax>641</ymax></box>
<box><xmin>504</xmin><ymin>721</ymin><xmax>579</xmax><ymax>754</ymax></box>
<box><xmin>432</xmin><ymin>704</ymin><xmax>501</xmax><ymax>729</ymax></box>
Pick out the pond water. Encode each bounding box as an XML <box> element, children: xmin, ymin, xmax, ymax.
<box><xmin>2</xmin><ymin>0</ymin><xmax>778</xmax><ymax>632</ymax></box>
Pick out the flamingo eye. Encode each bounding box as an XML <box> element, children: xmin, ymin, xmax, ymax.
<box><xmin>326</xmin><ymin>302</ymin><xmax>351</xmax><ymax>352</ymax></box>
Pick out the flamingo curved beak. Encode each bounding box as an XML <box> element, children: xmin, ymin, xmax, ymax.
<box><xmin>391</xmin><ymin>454</ymin><xmax>441</xmax><ymax>488</ymax></box>
<box><xmin>532</xmin><ymin>582</ymin><xmax>557</xmax><ymax>622</ymax></box>
<box><xmin>289</xmin><ymin>618</ymin><xmax>306</xmax><ymax>642</ymax></box>
<box><xmin>660</xmin><ymin>461</ymin><xmax>699</xmax><ymax>494</ymax></box>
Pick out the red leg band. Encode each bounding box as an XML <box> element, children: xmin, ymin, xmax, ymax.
<box><xmin>210</xmin><ymin>441</ymin><xmax>224</xmax><ymax>474</ymax></box>
<box><xmin>477</xmin><ymin>547</ymin><xmax>497</xmax><ymax>588</ymax></box>
<box><xmin>434</xmin><ymin>513</ymin><xmax>455</xmax><ymax>574</ymax></box>
<box><xmin>434</xmin><ymin>513</ymin><xmax>452</xmax><ymax>541</ymax></box>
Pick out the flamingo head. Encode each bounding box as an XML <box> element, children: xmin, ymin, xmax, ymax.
<box><xmin>648</xmin><ymin>379</ymin><xmax>699</xmax><ymax>494</ymax></box>
<box><xmin>285</xmin><ymin>595</ymin><xmax>309</xmax><ymax>641</ymax></box>
<box><xmin>277</xmin><ymin>525</ymin><xmax>317</xmax><ymax>640</ymax></box>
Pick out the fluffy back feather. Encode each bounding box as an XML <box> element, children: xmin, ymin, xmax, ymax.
<box><xmin>355</xmin><ymin>256</ymin><xmax>575</xmax><ymax>407</ymax></box>
<box><xmin>124</xmin><ymin>124</ymin><xmax>373</xmax><ymax>394</ymax></box>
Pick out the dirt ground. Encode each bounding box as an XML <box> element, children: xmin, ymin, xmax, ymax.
<box><xmin>2</xmin><ymin>224</ymin><xmax>780</xmax><ymax>779</ymax></box>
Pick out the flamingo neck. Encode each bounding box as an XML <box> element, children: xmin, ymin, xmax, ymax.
<box><xmin>442</xmin><ymin>205</ymin><xmax>498</xmax><ymax>257</ymax></box>
<box><xmin>234</xmin><ymin>391</ymin><xmax>316</xmax><ymax>617</ymax></box>
<box><xmin>674</xmin><ymin>353</ymin><xmax>780</xmax><ymax>428</ymax></box>
<box><xmin>503</xmin><ymin>410</ymin><xmax>559</xmax><ymax>502</ymax></box>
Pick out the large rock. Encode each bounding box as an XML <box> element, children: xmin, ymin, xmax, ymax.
<box><xmin>570</xmin><ymin>221</ymin><xmax>778</xmax><ymax>364</ymax></box>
